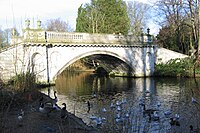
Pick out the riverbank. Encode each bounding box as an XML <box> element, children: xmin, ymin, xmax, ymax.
<box><xmin>0</xmin><ymin>88</ymin><xmax>99</xmax><ymax>133</ymax></box>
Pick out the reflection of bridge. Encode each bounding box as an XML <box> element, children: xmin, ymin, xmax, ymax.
<box><xmin>0</xmin><ymin>21</ymin><xmax>187</xmax><ymax>83</ymax></box>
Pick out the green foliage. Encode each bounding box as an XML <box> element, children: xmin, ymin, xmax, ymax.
<box><xmin>76</xmin><ymin>0</ymin><xmax>130</xmax><ymax>35</ymax></box>
<box><xmin>156</xmin><ymin>24</ymin><xmax>192</xmax><ymax>54</ymax></box>
<box><xmin>154</xmin><ymin>58</ymin><xmax>195</xmax><ymax>77</ymax></box>
<box><xmin>76</xmin><ymin>4</ymin><xmax>90</xmax><ymax>33</ymax></box>
<box><xmin>11</xmin><ymin>72</ymin><xmax>36</xmax><ymax>92</ymax></box>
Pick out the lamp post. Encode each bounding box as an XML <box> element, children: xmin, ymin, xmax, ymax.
<box><xmin>45</xmin><ymin>31</ymin><xmax>52</xmax><ymax>86</ymax></box>
<box><xmin>147</xmin><ymin>28</ymin><xmax>151</xmax><ymax>44</ymax></box>
<box><xmin>141</xmin><ymin>28</ymin><xmax>144</xmax><ymax>44</ymax></box>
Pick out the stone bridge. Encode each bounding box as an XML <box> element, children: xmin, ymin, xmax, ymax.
<box><xmin>0</xmin><ymin>23</ymin><xmax>188</xmax><ymax>83</ymax></box>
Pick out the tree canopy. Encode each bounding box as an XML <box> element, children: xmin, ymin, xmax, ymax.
<box><xmin>45</xmin><ymin>18</ymin><xmax>73</xmax><ymax>32</ymax></box>
<box><xmin>154</xmin><ymin>0</ymin><xmax>199</xmax><ymax>56</ymax></box>
<box><xmin>76</xmin><ymin>0</ymin><xmax>130</xmax><ymax>35</ymax></box>
<box><xmin>127</xmin><ymin>1</ymin><xmax>150</xmax><ymax>36</ymax></box>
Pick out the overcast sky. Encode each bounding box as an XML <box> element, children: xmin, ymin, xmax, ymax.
<box><xmin>0</xmin><ymin>0</ymin><xmax>159</xmax><ymax>34</ymax></box>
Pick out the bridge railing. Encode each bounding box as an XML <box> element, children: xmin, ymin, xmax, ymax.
<box><xmin>46</xmin><ymin>31</ymin><xmax>141</xmax><ymax>44</ymax></box>
<box><xmin>11</xmin><ymin>29</ymin><xmax>152</xmax><ymax>45</ymax></box>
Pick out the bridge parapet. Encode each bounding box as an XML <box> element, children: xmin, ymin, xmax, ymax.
<box><xmin>45</xmin><ymin>31</ymin><xmax>144</xmax><ymax>44</ymax></box>
<box><xmin>11</xmin><ymin>28</ymin><xmax>152</xmax><ymax>45</ymax></box>
<box><xmin>23</xmin><ymin>29</ymin><xmax>46</xmax><ymax>42</ymax></box>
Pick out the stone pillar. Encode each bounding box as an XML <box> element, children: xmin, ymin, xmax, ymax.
<box><xmin>37</xmin><ymin>20</ymin><xmax>41</xmax><ymax>29</ymax></box>
<box><xmin>12</xmin><ymin>28</ymin><xmax>16</xmax><ymax>36</ymax></box>
<box><xmin>25</xmin><ymin>19</ymin><xmax>30</xmax><ymax>29</ymax></box>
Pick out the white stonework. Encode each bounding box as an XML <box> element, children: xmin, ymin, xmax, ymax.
<box><xmin>0</xmin><ymin>30</ymin><xmax>188</xmax><ymax>83</ymax></box>
<box><xmin>156</xmin><ymin>47</ymin><xmax>188</xmax><ymax>64</ymax></box>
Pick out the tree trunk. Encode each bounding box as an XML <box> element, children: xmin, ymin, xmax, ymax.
<box><xmin>196</xmin><ymin>0</ymin><xmax>200</xmax><ymax>63</ymax></box>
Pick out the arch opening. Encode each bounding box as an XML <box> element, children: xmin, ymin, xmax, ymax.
<box><xmin>53</xmin><ymin>52</ymin><xmax>135</xmax><ymax>81</ymax></box>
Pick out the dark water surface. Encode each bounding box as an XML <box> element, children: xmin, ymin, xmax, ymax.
<box><xmin>41</xmin><ymin>71</ymin><xmax>200</xmax><ymax>132</ymax></box>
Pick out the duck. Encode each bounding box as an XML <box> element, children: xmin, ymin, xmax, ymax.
<box><xmin>60</xmin><ymin>103</ymin><xmax>68</xmax><ymax>119</ymax></box>
<box><xmin>115</xmin><ymin>114</ymin><xmax>123</xmax><ymax>123</ymax></box>
<box><xmin>170</xmin><ymin>117</ymin><xmax>180</xmax><ymax>126</ymax></box>
<box><xmin>89</xmin><ymin>116</ymin><xmax>103</xmax><ymax>127</ymax></box>
<box><xmin>152</xmin><ymin>111</ymin><xmax>160</xmax><ymax>121</ymax></box>
<box><xmin>117</xmin><ymin>106</ymin><xmax>122</xmax><ymax>111</ymax></box>
<box><xmin>192</xmin><ymin>97</ymin><xmax>199</xmax><ymax>105</ymax></box>
<box><xmin>17</xmin><ymin>109</ymin><xmax>24</xmax><ymax>126</ymax></box>
<box><xmin>116</xmin><ymin>100</ymin><xmax>121</xmax><ymax>106</ymax></box>
<box><xmin>175</xmin><ymin>113</ymin><xmax>180</xmax><ymax>120</ymax></box>
<box><xmin>142</xmin><ymin>104</ymin><xmax>158</xmax><ymax>116</ymax></box>
<box><xmin>39</xmin><ymin>102</ymin><xmax>54</xmax><ymax>117</ymax></box>
<box><xmin>51</xmin><ymin>91</ymin><xmax>58</xmax><ymax>104</ymax></box>
<box><xmin>116</xmin><ymin>113</ymin><xmax>120</xmax><ymax>119</ymax></box>
<box><xmin>145</xmin><ymin>90</ymin><xmax>150</xmax><ymax>94</ymax></box>
<box><xmin>191</xmin><ymin>89</ymin><xmax>199</xmax><ymax>105</ymax></box>
<box><xmin>90</xmin><ymin>116</ymin><xmax>98</xmax><ymax>121</ymax></box>
<box><xmin>125</xmin><ymin>112</ymin><xmax>130</xmax><ymax>118</ymax></box>
<box><xmin>102</xmin><ymin>108</ymin><xmax>107</xmax><ymax>113</ymax></box>
<box><xmin>18</xmin><ymin>109</ymin><xmax>24</xmax><ymax>120</ymax></box>
<box><xmin>139</xmin><ymin>97</ymin><xmax>145</xmax><ymax>106</ymax></box>
<box><xmin>92</xmin><ymin>92</ymin><xmax>97</xmax><ymax>98</ymax></box>
<box><xmin>44</xmin><ymin>91</ymin><xmax>58</xmax><ymax>106</ymax></box>
<box><xmin>94</xmin><ymin>117</ymin><xmax>103</xmax><ymax>127</ymax></box>
<box><xmin>87</xmin><ymin>101</ymin><xmax>91</xmax><ymax>113</ymax></box>
<box><xmin>52</xmin><ymin>103</ymin><xmax>61</xmax><ymax>110</ymax></box>
<box><xmin>190</xmin><ymin>125</ymin><xmax>199</xmax><ymax>133</ymax></box>
<box><xmin>121</xmin><ymin>98</ymin><xmax>127</xmax><ymax>104</ymax></box>
<box><xmin>157</xmin><ymin>102</ymin><xmax>161</xmax><ymax>108</ymax></box>
<box><xmin>164</xmin><ymin>110</ymin><xmax>172</xmax><ymax>117</ymax></box>
<box><xmin>110</xmin><ymin>103</ymin><xmax>115</xmax><ymax>109</ymax></box>
<box><xmin>115</xmin><ymin>117</ymin><xmax>122</xmax><ymax>123</ymax></box>
<box><xmin>87</xmin><ymin>101</ymin><xmax>91</xmax><ymax>108</ymax></box>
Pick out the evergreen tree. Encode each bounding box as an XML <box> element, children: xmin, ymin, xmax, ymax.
<box><xmin>76</xmin><ymin>0</ymin><xmax>130</xmax><ymax>35</ymax></box>
<box><xmin>76</xmin><ymin>4</ymin><xmax>91</xmax><ymax>33</ymax></box>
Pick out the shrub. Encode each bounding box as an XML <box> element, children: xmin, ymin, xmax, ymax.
<box><xmin>11</xmin><ymin>72</ymin><xmax>36</xmax><ymax>92</ymax></box>
<box><xmin>154</xmin><ymin>57</ymin><xmax>195</xmax><ymax>77</ymax></box>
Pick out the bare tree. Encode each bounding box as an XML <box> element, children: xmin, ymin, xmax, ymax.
<box><xmin>45</xmin><ymin>18</ymin><xmax>73</xmax><ymax>32</ymax></box>
<box><xmin>127</xmin><ymin>1</ymin><xmax>150</xmax><ymax>36</ymax></box>
<box><xmin>0</xmin><ymin>28</ymin><xmax>4</xmax><ymax>48</ymax></box>
<box><xmin>89</xmin><ymin>4</ymin><xmax>105</xmax><ymax>33</ymax></box>
<box><xmin>154</xmin><ymin>0</ymin><xmax>193</xmax><ymax>53</ymax></box>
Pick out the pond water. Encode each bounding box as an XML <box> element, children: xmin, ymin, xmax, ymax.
<box><xmin>41</xmin><ymin>71</ymin><xmax>200</xmax><ymax>133</ymax></box>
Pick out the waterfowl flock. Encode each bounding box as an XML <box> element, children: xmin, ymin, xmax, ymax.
<box><xmin>15</xmin><ymin>89</ymin><xmax>200</xmax><ymax>133</ymax></box>
<box><xmin>37</xmin><ymin>90</ymin><xmax>70</xmax><ymax>119</ymax></box>
<box><xmin>85</xmin><ymin>91</ymin><xmax>200</xmax><ymax>133</ymax></box>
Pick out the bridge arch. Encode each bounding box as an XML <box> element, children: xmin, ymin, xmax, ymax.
<box><xmin>53</xmin><ymin>50</ymin><xmax>139</xmax><ymax>80</ymax></box>
<box><xmin>29</xmin><ymin>52</ymin><xmax>42</xmax><ymax>73</ymax></box>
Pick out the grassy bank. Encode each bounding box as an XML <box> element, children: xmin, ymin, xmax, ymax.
<box><xmin>0</xmin><ymin>75</ymin><xmax>98</xmax><ymax>133</ymax></box>
<box><xmin>154</xmin><ymin>57</ymin><xmax>200</xmax><ymax>78</ymax></box>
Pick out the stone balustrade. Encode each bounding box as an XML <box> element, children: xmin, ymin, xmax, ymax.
<box><xmin>11</xmin><ymin>29</ymin><xmax>151</xmax><ymax>45</ymax></box>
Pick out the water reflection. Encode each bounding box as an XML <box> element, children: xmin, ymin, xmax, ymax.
<box><xmin>41</xmin><ymin>72</ymin><xmax>200</xmax><ymax>132</ymax></box>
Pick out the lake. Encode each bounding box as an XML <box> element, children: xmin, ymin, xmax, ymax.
<box><xmin>41</xmin><ymin>71</ymin><xmax>200</xmax><ymax>133</ymax></box>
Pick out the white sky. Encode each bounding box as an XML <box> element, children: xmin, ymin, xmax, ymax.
<box><xmin>0</xmin><ymin>0</ymin><xmax>159</xmax><ymax>34</ymax></box>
